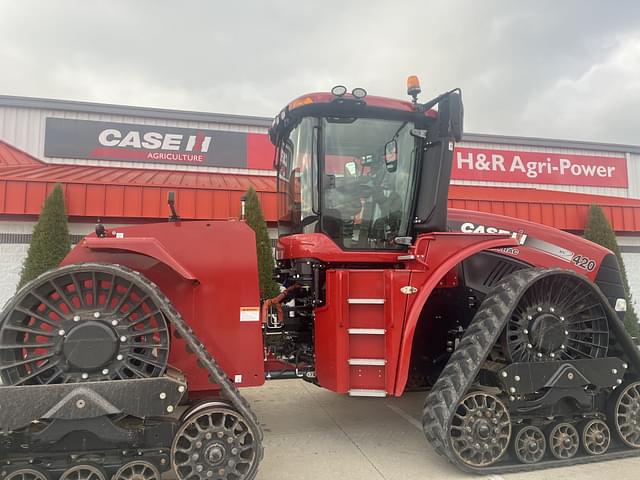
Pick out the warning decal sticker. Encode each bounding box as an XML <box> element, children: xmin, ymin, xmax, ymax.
<box><xmin>240</xmin><ymin>307</ymin><xmax>260</xmax><ymax>322</ymax></box>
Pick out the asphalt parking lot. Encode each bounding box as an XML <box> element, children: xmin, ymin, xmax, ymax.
<box><xmin>241</xmin><ymin>379</ymin><xmax>640</xmax><ymax>480</ymax></box>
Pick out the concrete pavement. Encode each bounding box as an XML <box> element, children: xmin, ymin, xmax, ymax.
<box><xmin>241</xmin><ymin>379</ymin><xmax>640</xmax><ymax>480</ymax></box>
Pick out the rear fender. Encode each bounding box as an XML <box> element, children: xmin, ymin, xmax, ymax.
<box><xmin>393</xmin><ymin>233</ymin><xmax>519</xmax><ymax>396</ymax></box>
<box><xmin>60</xmin><ymin>220</ymin><xmax>265</xmax><ymax>392</ymax></box>
<box><xmin>62</xmin><ymin>236</ymin><xmax>197</xmax><ymax>280</ymax></box>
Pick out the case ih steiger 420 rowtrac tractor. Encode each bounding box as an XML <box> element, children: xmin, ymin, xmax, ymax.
<box><xmin>2</xmin><ymin>77</ymin><xmax>640</xmax><ymax>480</ymax></box>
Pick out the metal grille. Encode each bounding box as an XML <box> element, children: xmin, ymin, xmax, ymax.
<box><xmin>0</xmin><ymin>232</ymin><xmax>274</xmax><ymax>246</ymax></box>
<box><xmin>0</xmin><ymin>233</ymin><xmax>84</xmax><ymax>245</ymax></box>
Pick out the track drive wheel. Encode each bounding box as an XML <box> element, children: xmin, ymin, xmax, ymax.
<box><xmin>449</xmin><ymin>391</ymin><xmax>511</xmax><ymax>467</ymax></box>
<box><xmin>548</xmin><ymin>423</ymin><xmax>579</xmax><ymax>459</ymax></box>
<box><xmin>112</xmin><ymin>461</ymin><xmax>161</xmax><ymax>480</ymax></box>
<box><xmin>59</xmin><ymin>464</ymin><xmax>107</xmax><ymax>480</ymax></box>
<box><xmin>613</xmin><ymin>381</ymin><xmax>640</xmax><ymax>448</ymax></box>
<box><xmin>513</xmin><ymin>425</ymin><xmax>546</xmax><ymax>464</ymax></box>
<box><xmin>4</xmin><ymin>467</ymin><xmax>50</xmax><ymax>480</ymax></box>
<box><xmin>172</xmin><ymin>406</ymin><xmax>261</xmax><ymax>480</ymax></box>
<box><xmin>503</xmin><ymin>273</ymin><xmax>609</xmax><ymax>363</ymax></box>
<box><xmin>0</xmin><ymin>264</ymin><xmax>170</xmax><ymax>385</ymax></box>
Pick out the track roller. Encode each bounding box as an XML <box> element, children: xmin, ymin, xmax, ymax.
<box><xmin>59</xmin><ymin>464</ymin><xmax>107</xmax><ymax>480</ymax></box>
<box><xmin>112</xmin><ymin>461</ymin><xmax>161</xmax><ymax>480</ymax></box>
<box><xmin>613</xmin><ymin>381</ymin><xmax>640</xmax><ymax>448</ymax></box>
<box><xmin>513</xmin><ymin>425</ymin><xmax>546</xmax><ymax>464</ymax></box>
<box><xmin>581</xmin><ymin>419</ymin><xmax>610</xmax><ymax>455</ymax></box>
<box><xmin>449</xmin><ymin>391</ymin><xmax>511</xmax><ymax>467</ymax></box>
<box><xmin>3</xmin><ymin>468</ymin><xmax>50</xmax><ymax>480</ymax></box>
<box><xmin>548</xmin><ymin>423</ymin><xmax>579</xmax><ymax>459</ymax></box>
<box><xmin>172</xmin><ymin>406</ymin><xmax>261</xmax><ymax>480</ymax></box>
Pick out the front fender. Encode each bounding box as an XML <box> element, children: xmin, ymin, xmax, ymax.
<box><xmin>393</xmin><ymin>233</ymin><xmax>519</xmax><ymax>395</ymax></box>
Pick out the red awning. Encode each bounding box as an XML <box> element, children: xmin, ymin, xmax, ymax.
<box><xmin>0</xmin><ymin>141</ymin><xmax>276</xmax><ymax>222</ymax></box>
<box><xmin>0</xmin><ymin>141</ymin><xmax>42</xmax><ymax>166</ymax></box>
<box><xmin>2</xmin><ymin>140</ymin><xmax>640</xmax><ymax>233</ymax></box>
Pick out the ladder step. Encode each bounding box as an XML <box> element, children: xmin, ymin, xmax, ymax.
<box><xmin>348</xmin><ymin>358</ymin><xmax>387</xmax><ymax>366</ymax></box>
<box><xmin>347</xmin><ymin>298</ymin><xmax>385</xmax><ymax>305</ymax></box>
<box><xmin>348</xmin><ymin>328</ymin><xmax>386</xmax><ymax>335</ymax></box>
<box><xmin>348</xmin><ymin>389</ymin><xmax>387</xmax><ymax>397</ymax></box>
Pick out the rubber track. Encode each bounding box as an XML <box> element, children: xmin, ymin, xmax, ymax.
<box><xmin>1</xmin><ymin>263</ymin><xmax>264</xmax><ymax>479</ymax></box>
<box><xmin>422</xmin><ymin>267</ymin><xmax>640</xmax><ymax>474</ymax></box>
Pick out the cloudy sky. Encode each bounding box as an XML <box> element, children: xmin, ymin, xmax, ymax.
<box><xmin>1</xmin><ymin>1</ymin><xmax>639</xmax><ymax>144</ymax></box>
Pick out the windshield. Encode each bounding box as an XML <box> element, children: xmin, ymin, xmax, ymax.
<box><xmin>321</xmin><ymin>118</ymin><xmax>417</xmax><ymax>249</ymax></box>
<box><xmin>277</xmin><ymin>117</ymin><xmax>418</xmax><ymax>250</ymax></box>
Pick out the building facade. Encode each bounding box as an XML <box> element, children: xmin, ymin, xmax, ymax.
<box><xmin>2</xmin><ymin>95</ymin><xmax>640</xmax><ymax>307</ymax></box>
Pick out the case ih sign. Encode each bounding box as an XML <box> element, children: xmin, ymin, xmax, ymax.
<box><xmin>44</xmin><ymin>118</ymin><xmax>274</xmax><ymax>169</ymax></box>
<box><xmin>452</xmin><ymin>146</ymin><xmax>628</xmax><ymax>188</ymax></box>
<box><xmin>43</xmin><ymin>117</ymin><xmax>629</xmax><ymax>188</ymax></box>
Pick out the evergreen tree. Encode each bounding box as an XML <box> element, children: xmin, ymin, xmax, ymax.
<box><xmin>584</xmin><ymin>204</ymin><xmax>639</xmax><ymax>336</ymax></box>
<box><xmin>18</xmin><ymin>184</ymin><xmax>71</xmax><ymax>289</ymax></box>
<box><xmin>244</xmin><ymin>187</ymin><xmax>279</xmax><ymax>299</ymax></box>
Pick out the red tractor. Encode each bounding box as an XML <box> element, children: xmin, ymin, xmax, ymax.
<box><xmin>2</xmin><ymin>77</ymin><xmax>640</xmax><ymax>480</ymax></box>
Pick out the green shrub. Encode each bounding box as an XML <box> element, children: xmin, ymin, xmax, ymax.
<box><xmin>17</xmin><ymin>184</ymin><xmax>71</xmax><ymax>289</ymax></box>
<box><xmin>244</xmin><ymin>187</ymin><xmax>279</xmax><ymax>299</ymax></box>
<box><xmin>584</xmin><ymin>204</ymin><xmax>638</xmax><ymax>336</ymax></box>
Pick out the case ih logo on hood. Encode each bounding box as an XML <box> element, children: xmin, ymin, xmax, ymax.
<box><xmin>458</xmin><ymin>222</ymin><xmax>528</xmax><ymax>245</ymax></box>
<box><xmin>98</xmin><ymin>128</ymin><xmax>212</xmax><ymax>162</ymax></box>
<box><xmin>453</xmin><ymin>220</ymin><xmax>597</xmax><ymax>271</ymax></box>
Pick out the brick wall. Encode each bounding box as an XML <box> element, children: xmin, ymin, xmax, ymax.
<box><xmin>0</xmin><ymin>243</ymin><xmax>28</xmax><ymax>307</ymax></box>
<box><xmin>622</xmin><ymin>252</ymin><xmax>640</xmax><ymax>307</ymax></box>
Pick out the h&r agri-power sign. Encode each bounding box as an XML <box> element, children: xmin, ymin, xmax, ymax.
<box><xmin>452</xmin><ymin>147</ymin><xmax>628</xmax><ymax>188</ymax></box>
<box><xmin>44</xmin><ymin>118</ymin><xmax>274</xmax><ymax>169</ymax></box>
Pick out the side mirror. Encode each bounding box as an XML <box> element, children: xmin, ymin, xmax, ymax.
<box><xmin>344</xmin><ymin>161</ymin><xmax>357</xmax><ymax>176</ymax></box>
<box><xmin>384</xmin><ymin>140</ymin><xmax>398</xmax><ymax>173</ymax></box>
<box><xmin>438</xmin><ymin>92</ymin><xmax>464</xmax><ymax>142</ymax></box>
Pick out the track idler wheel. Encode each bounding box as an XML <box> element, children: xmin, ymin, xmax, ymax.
<box><xmin>4</xmin><ymin>467</ymin><xmax>50</xmax><ymax>480</ymax></box>
<box><xmin>548</xmin><ymin>423</ymin><xmax>579</xmax><ymax>459</ymax></box>
<box><xmin>59</xmin><ymin>464</ymin><xmax>107</xmax><ymax>480</ymax></box>
<box><xmin>172</xmin><ymin>406</ymin><xmax>261</xmax><ymax>480</ymax></box>
<box><xmin>613</xmin><ymin>381</ymin><xmax>640</xmax><ymax>448</ymax></box>
<box><xmin>449</xmin><ymin>391</ymin><xmax>511</xmax><ymax>467</ymax></box>
<box><xmin>580</xmin><ymin>419</ymin><xmax>610</xmax><ymax>455</ymax></box>
<box><xmin>513</xmin><ymin>425</ymin><xmax>546</xmax><ymax>464</ymax></box>
<box><xmin>112</xmin><ymin>461</ymin><xmax>161</xmax><ymax>480</ymax></box>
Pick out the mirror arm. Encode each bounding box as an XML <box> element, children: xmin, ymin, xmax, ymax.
<box><xmin>417</xmin><ymin>88</ymin><xmax>462</xmax><ymax>112</ymax></box>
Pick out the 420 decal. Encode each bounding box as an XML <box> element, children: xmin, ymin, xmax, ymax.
<box><xmin>571</xmin><ymin>254</ymin><xmax>597</xmax><ymax>272</ymax></box>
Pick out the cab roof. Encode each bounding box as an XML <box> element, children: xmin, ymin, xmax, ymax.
<box><xmin>285</xmin><ymin>92</ymin><xmax>438</xmax><ymax>118</ymax></box>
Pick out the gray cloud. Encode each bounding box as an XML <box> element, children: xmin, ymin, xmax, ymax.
<box><xmin>1</xmin><ymin>0</ymin><xmax>639</xmax><ymax>144</ymax></box>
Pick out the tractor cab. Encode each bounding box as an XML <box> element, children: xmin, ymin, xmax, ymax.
<box><xmin>269</xmin><ymin>77</ymin><xmax>464</xmax><ymax>253</ymax></box>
